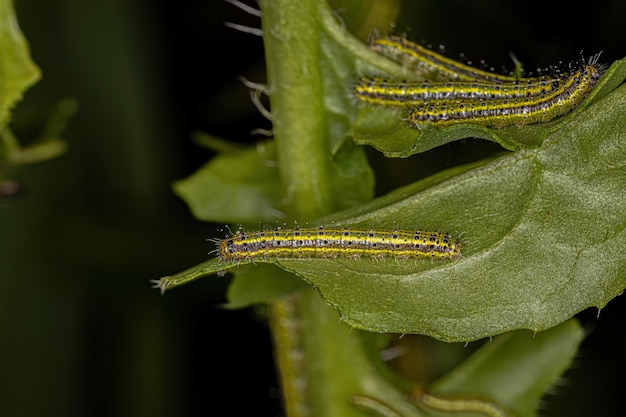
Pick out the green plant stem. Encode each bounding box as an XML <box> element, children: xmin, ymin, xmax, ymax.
<box><xmin>270</xmin><ymin>286</ymin><xmax>414</xmax><ymax>417</ymax></box>
<box><xmin>269</xmin><ymin>289</ymin><xmax>370</xmax><ymax>417</ymax></box>
<box><xmin>262</xmin><ymin>0</ymin><xmax>333</xmax><ymax>220</ymax></box>
<box><xmin>261</xmin><ymin>1</ymin><xmax>380</xmax><ymax>416</ymax></box>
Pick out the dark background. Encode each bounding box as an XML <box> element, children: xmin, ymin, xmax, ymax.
<box><xmin>1</xmin><ymin>0</ymin><xmax>624</xmax><ymax>416</ymax></box>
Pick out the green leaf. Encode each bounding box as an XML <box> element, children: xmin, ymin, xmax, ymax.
<box><xmin>172</xmin><ymin>140</ymin><xmax>283</xmax><ymax>224</ymax></box>
<box><xmin>4</xmin><ymin>98</ymin><xmax>76</xmax><ymax>165</ymax></box>
<box><xmin>329</xmin><ymin>140</ymin><xmax>375</xmax><ymax>211</ymax></box>
<box><xmin>225</xmin><ymin>264</ymin><xmax>309</xmax><ymax>309</ymax></box>
<box><xmin>173</xmin><ymin>138</ymin><xmax>375</xmax><ymax>225</ymax></box>
<box><xmin>0</xmin><ymin>0</ymin><xmax>40</xmax><ymax>129</ymax></box>
<box><xmin>271</xmin><ymin>81</ymin><xmax>626</xmax><ymax>342</ymax></box>
<box><xmin>429</xmin><ymin>319</ymin><xmax>584</xmax><ymax>417</ymax></box>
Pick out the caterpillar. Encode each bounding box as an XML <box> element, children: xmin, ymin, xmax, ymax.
<box><xmin>216</xmin><ymin>226</ymin><xmax>462</xmax><ymax>262</ymax></box>
<box><xmin>354</xmin><ymin>76</ymin><xmax>562</xmax><ymax>107</ymax></box>
<box><xmin>412</xmin><ymin>388</ymin><xmax>512</xmax><ymax>417</ymax></box>
<box><xmin>370</xmin><ymin>34</ymin><xmax>550</xmax><ymax>83</ymax></box>
<box><xmin>352</xmin><ymin>395</ymin><xmax>404</xmax><ymax>417</ymax></box>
